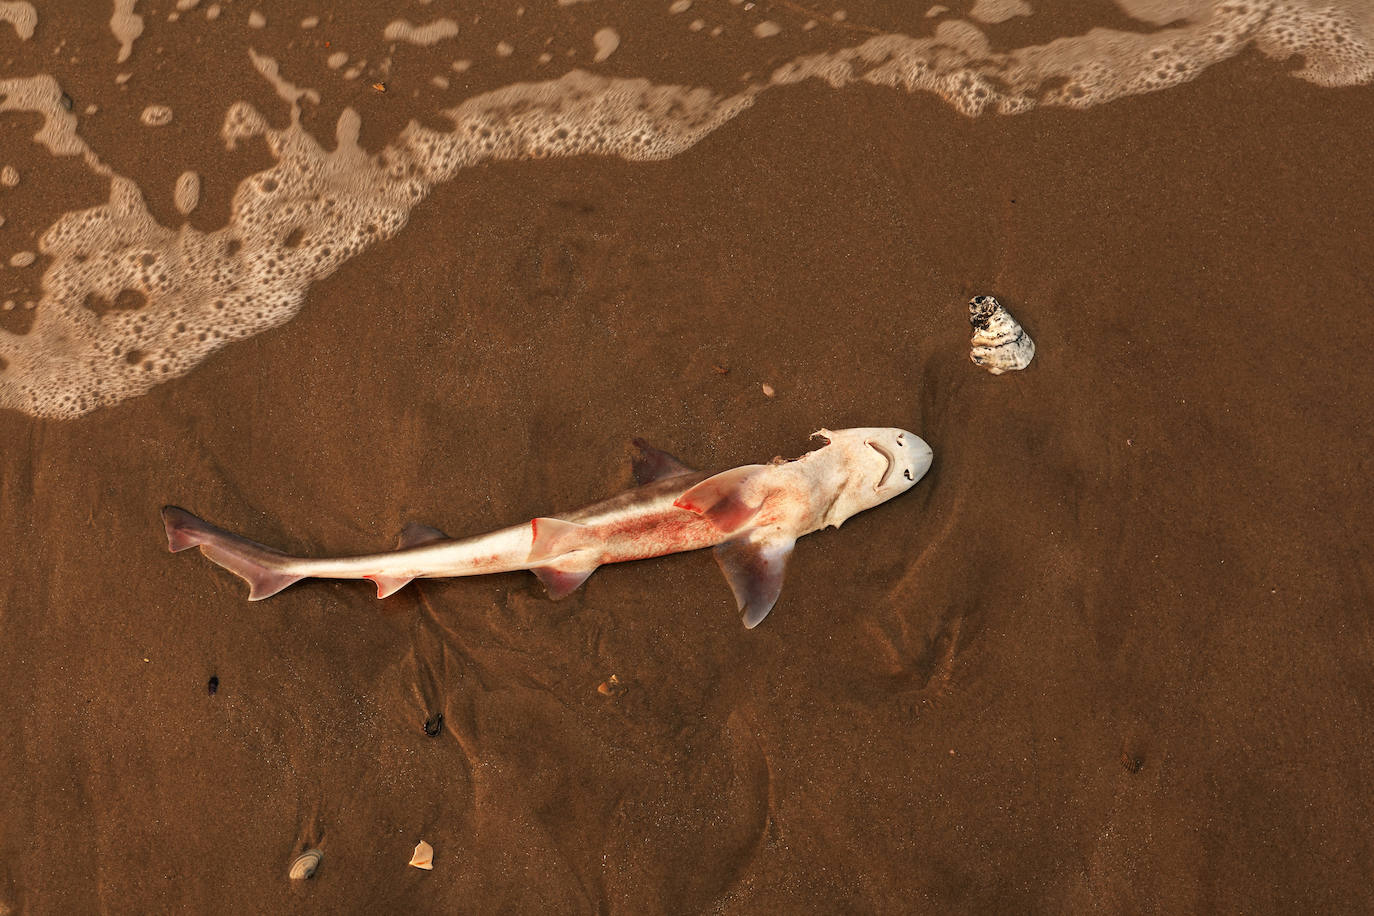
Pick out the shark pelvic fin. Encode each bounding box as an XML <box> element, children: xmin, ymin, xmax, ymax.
<box><xmin>532</xmin><ymin>564</ymin><xmax>597</xmax><ymax>600</ymax></box>
<box><xmin>673</xmin><ymin>466</ymin><xmax>768</xmax><ymax>534</ymax></box>
<box><xmin>713</xmin><ymin>535</ymin><xmax>796</xmax><ymax>628</ymax></box>
<box><xmin>630</xmin><ymin>438</ymin><xmax>697</xmax><ymax>485</ymax></box>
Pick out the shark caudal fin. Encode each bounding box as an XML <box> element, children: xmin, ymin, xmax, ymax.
<box><xmin>161</xmin><ymin>506</ymin><xmax>305</xmax><ymax>601</ymax></box>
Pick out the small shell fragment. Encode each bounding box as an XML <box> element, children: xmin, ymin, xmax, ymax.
<box><xmin>597</xmin><ymin>674</ymin><xmax>626</xmax><ymax>696</ymax></box>
<box><xmin>760</xmin><ymin>382</ymin><xmax>775</xmax><ymax>397</ymax></box>
<box><xmin>289</xmin><ymin>848</ymin><xmax>323</xmax><ymax>880</ymax></box>
<box><xmin>969</xmin><ymin>295</ymin><xmax>1034</xmax><ymax>375</ymax></box>
<box><xmin>409</xmin><ymin>840</ymin><xmax>434</xmax><ymax>870</ymax></box>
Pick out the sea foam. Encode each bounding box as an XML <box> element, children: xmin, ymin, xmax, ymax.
<box><xmin>0</xmin><ymin>0</ymin><xmax>1369</xmax><ymax>417</ymax></box>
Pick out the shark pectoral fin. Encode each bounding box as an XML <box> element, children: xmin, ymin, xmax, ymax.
<box><xmin>630</xmin><ymin>438</ymin><xmax>698</xmax><ymax>485</ymax></box>
<box><xmin>712</xmin><ymin>535</ymin><xmax>796</xmax><ymax>629</ymax></box>
<box><xmin>528</xmin><ymin>517</ymin><xmax>593</xmax><ymax>565</ymax></box>
<box><xmin>673</xmin><ymin>466</ymin><xmax>768</xmax><ymax>534</ymax></box>
<box><xmin>532</xmin><ymin>564</ymin><xmax>597</xmax><ymax>600</ymax></box>
<box><xmin>397</xmin><ymin>522</ymin><xmax>449</xmax><ymax>548</ymax></box>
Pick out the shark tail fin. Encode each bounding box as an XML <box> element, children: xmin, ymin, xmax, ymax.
<box><xmin>161</xmin><ymin>506</ymin><xmax>305</xmax><ymax>601</ymax></box>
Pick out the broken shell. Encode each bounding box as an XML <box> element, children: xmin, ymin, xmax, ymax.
<box><xmin>597</xmin><ymin>674</ymin><xmax>626</xmax><ymax>697</ymax></box>
<box><xmin>409</xmin><ymin>840</ymin><xmax>434</xmax><ymax>870</ymax></box>
<box><xmin>289</xmin><ymin>848</ymin><xmax>323</xmax><ymax>880</ymax></box>
<box><xmin>969</xmin><ymin>295</ymin><xmax>1034</xmax><ymax>375</ymax></box>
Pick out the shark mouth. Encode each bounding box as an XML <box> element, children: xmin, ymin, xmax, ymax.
<box><xmin>866</xmin><ymin>439</ymin><xmax>898</xmax><ymax>492</ymax></box>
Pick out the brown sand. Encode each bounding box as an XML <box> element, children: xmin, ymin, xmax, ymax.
<box><xmin>3</xmin><ymin>10</ymin><xmax>1374</xmax><ymax>913</ymax></box>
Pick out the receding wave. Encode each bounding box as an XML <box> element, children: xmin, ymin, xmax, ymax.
<box><xmin>0</xmin><ymin>0</ymin><xmax>1368</xmax><ymax>417</ymax></box>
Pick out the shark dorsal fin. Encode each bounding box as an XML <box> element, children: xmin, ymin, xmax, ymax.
<box><xmin>713</xmin><ymin>535</ymin><xmax>796</xmax><ymax>628</ymax></box>
<box><xmin>397</xmin><ymin>522</ymin><xmax>449</xmax><ymax>548</ymax></box>
<box><xmin>630</xmin><ymin>438</ymin><xmax>697</xmax><ymax>485</ymax></box>
<box><xmin>673</xmin><ymin>465</ymin><xmax>768</xmax><ymax>534</ymax></box>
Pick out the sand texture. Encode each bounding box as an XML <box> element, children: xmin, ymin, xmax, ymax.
<box><xmin>2</xmin><ymin>1</ymin><xmax>1373</xmax><ymax>912</ymax></box>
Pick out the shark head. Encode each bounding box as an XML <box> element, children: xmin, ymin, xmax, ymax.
<box><xmin>809</xmin><ymin>427</ymin><xmax>933</xmax><ymax>527</ymax></box>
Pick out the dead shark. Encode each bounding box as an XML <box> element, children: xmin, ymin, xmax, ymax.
<box><xmin>161</xmin><ymin>427</ymin><xmax>933</xmax><ymax>627</ymax></box>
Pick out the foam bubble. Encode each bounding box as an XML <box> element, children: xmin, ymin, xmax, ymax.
<box><xmin>383</xmin><ymin>18</ymin><xmax>459</xmax><ymax>47</ymax></box>
<box><xmin>9</xmin><ymin>251</ymin><xmax>35</xmax><ymax>268</ymax></box>
<box><xmin>0</xmin><ymin>165</ymin><xmax>18</xmax><ymax>187</ymax></box>
<box><xmin>593</xmin><ymin>27</ymin><xmax>620</xmax><ymax>62</ymax></box>
<box><xmin>173</xmin><ymin>171</ymin><xmax>200</xmax><ymax>216</ymax></box>
<box><xmin>754</xmin><ymin>21</ymin><xmax>782</xmax><ymax>38</ymax></box>
<box><xmin>0</xmin><ymin>1</ymin><xmax>37</xmax><ymax>40</ymax></box>
<box><xmin>139</xmin><ymin>104</ymin><xmax>172</xmax><ymax>127</ymax></box>
<box><xmin>110</xmin><ymin>0</ymin><xmax>143</xmax><ymax>64</ymax></box>
<box><xmin>247</xmin><ymin>10</ymin><xmax>265</xmax><ymax>29</ymax></box>
<box><xmin>969</xmin><ymin>0</ymin><xmax>1031</xmax><ymax>24</ymax></box>
<box><xmin>327</xmin><ymin>51</ymin><xmax>348</xmax><ymax>69</ymax></box>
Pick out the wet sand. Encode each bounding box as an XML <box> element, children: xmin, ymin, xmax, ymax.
<box><xmin>2</xmin><ymin>26</ymin><xmax>1373</xmax><ymax>916</ymax></box>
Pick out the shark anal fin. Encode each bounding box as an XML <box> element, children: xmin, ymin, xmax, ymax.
<box><xmin>674</xmin><ymin>466</ymin><xmax>768</xmax><ymax>534</ymax></box>
<box><xmin>532</xmin><ymin>564</ymin><xmax>597</xmax><ymax>600</ymax></box>
<box><xmin>365</xmin><ymin>574</ymin><xmax>414</xmax><ymax>599</ymax></box>
<box><xmin>630</xmin><ymin>438</ymin><xmax>697</xmax><ymax>485</ymax></box>
<box><xmin>528</xmin><ymin>517</ymin><xmax>593</xmax><ymax>565</ymax></box>
<box><xmin>713</xmin><ymin>535</ymin><xmax>796</xmax><ymax>628</ymax></box>
<box><xmin>365</xmin><ymin>523</ymin><xmax>452</xmax><ymax>598</ymax></box>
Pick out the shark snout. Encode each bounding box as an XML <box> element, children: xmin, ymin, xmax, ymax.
<box><xmin>906</xmin><ymin>434</ymin><xmax>934</xmax><ymax>484</ymax></box>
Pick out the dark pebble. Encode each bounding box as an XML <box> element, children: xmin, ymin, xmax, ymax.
<box><xmin>423</xmin><ymin>713</ymin><xmax>443</xmax><ymax>737</ymax></box>
<box><xmin>207</xmin><ymin>675</ymin><xmax>219</xmax><ymax>695</ymax></box>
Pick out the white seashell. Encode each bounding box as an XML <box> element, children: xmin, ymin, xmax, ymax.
<box><xmin>409</xmin><ymin>840</ymin><xmax>434</xmax><ymax>870</ymax></box>
<box><xmin>969</xmin><ymin>295</ymin><xmax>1034</xmax><ymax>375</ymax></box>
<box><xmin>289</xmin><ymin>848</ymin><xmax>323</xmax><ymax>880</ymax></box>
